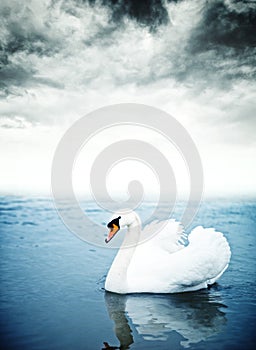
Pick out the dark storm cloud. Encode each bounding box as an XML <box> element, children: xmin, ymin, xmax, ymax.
<box><xmin>0</xmin><ymin>61</ymin><xmax>64</xmax><ymax>96</ymax></box>
<box><xmin>91</xmin><ymin>0</ymin><xmax>170</xmax><ymax>30</ymax></box>
<box><xmin>0</xmin><ymin>0</ymin><xmax>255</xmax><ymax>103</ymax></box>
<box><xmin>0</xmin><ymin>4</ymin><xmax>55</xmax><ymax>58</ymax></box>
<box><xmin>0</xmin><ymin>0</ymin><xmax>172</xmax><ymax>64</ymax></box>
<box><xmin>0</xmin><ymin>47</ymin><xmax>64</xmax><ymax>98</ymax></box>
<box><xmin>190</xmin><ymin>0</ymin><xmax>256</xmax><ymax>52</ymax></box>
<box><xmin>166</xmin><ymin>0</ymin><xmax>256</xmax><ymax>88</ymax></box>
<box><xmin>0</xmin><ymin>1</ymin><xmax>65</xmax><ymax>96</ymax></box>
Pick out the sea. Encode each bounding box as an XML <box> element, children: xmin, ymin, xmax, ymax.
<box><xmin>0</xmin><ymin>196</ymin><xmax>255</xmax><ymax>350</ymax></box>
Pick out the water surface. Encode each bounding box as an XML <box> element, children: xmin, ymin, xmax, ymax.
<box><xmin>0</xmin><ymin>197</ymin><xmax>255</xmax><ymax>349</ymax></box>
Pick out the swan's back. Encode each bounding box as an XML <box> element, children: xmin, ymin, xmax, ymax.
<box><xmin>139</xmin><ymin>219</ymin><xmax>187</xmax><ymax>253</ymax></box>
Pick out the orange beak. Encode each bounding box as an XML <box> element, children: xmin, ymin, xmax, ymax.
<box><xmin>105</xmin><ymin>224</ymin><xmax>120</xmax><ymax>243</ymax></box>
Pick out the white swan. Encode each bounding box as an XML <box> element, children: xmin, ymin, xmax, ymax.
<box><xmin>105</xmin><ymin>211</ymin><xmax>231</xmax><ymax>294</ymax></box>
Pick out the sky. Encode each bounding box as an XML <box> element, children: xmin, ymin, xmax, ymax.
<box><xmin>0</xmin><ymin>0</ymin><xmax>256</xmax><ymax>198</ymax></box>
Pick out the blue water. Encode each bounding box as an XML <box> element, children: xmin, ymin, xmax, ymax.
<box><xmin>0</xmin><ymin>196</ymin><xmax>255</xmax><ymax>349</ymax></box>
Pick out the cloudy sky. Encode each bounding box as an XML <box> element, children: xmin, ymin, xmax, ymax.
<box><xmin>0</xmin><ymin>0</ymin><xmax>255</xmax><ymax>198</ymax></box>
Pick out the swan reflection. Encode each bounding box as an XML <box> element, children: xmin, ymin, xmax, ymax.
<box><xmin>104</xmin><ymin>290</ymin><xmax>227</xmax><ymax>349</ymax></box>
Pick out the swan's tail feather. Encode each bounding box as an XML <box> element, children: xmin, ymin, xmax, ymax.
<box><xmin>206</xmin><ymin>264</ymin><xmax>229</xmax><ymax>286</ymax></box>
<box><xmin>188</xmin><ymin>226</ymin><xmax>231</xmax><ymax>284</ymax></box>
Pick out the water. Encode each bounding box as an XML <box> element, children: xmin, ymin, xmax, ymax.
<box><xmin>0</xmin><ymin>196</ymin><xmax>255</xmax><ymax>349</ymax></box>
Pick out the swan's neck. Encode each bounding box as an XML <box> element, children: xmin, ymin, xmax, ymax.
<box><xmin>105</xmin><ymin>220</ymin><xmax>141</xmax><ymax>293</ymax></box>
<box><xmin>122</xmin><ymin>221</ymin><xmax>141</xmax><ymax>248</ymax></box>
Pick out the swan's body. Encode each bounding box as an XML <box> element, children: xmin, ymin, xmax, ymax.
<box><xmin>105</xmin><ymin>212</ymin><xmax>231</xmax><ymax>294</ymax></box>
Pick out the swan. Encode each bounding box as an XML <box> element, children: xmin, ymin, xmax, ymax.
<box><xmin>105</xmin><ymin>211</ymin><xmax>231</xmax><ymax>294</ymax></box>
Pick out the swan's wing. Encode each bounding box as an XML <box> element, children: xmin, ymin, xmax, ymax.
<box><xmin>128</xmin><ymin>225</ymin><xmax>231</xmax><ymax>293</ymax></box>
<box><xmin>139</xmin><ymin>219</ymin><xmax>187</xmax><ymax>254</ymax></box>
<box><xmin>170</xmin><ymin>226</ymin><xmax>231</xmax><ymax>289</ymax></box>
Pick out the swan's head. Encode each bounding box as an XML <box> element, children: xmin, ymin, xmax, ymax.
<box><xmin>105</xmin><ymin>210</ymin><xmax>141</xmax><ymax>244</ymax></box>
